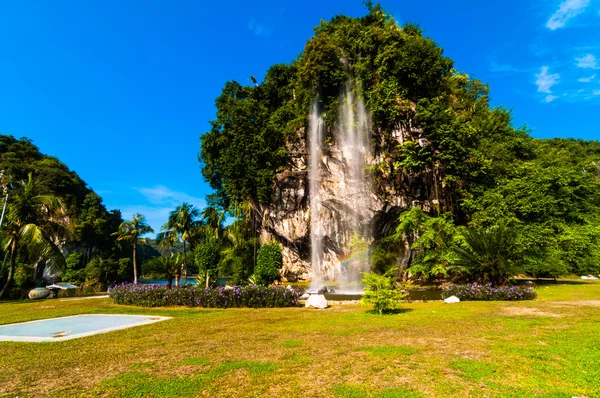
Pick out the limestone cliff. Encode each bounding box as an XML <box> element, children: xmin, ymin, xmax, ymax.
<box><xmin>256</xmin><ymin>117</ymin><xmax>443</xmax><ymax>282</ymax></box>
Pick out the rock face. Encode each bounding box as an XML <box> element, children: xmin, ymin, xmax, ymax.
<box><xmin>257</xmin><ymin>114</ymin><xmax>443</xmax><ymax>283</ymax></box>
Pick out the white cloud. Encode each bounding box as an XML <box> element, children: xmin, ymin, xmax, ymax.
<box><xmin>544</xmin><ymin>94</ymin><xmax>559</xmax><ymax>102</ymax></box>
<box><xmin>575</xmin><ymin>53</ymin><xmax>599</xmax><ymax>69</ymax></box>
<box><xmin>535</xmin><ymin>66</ymin><xmax>560</xmax><ymax>93</ymax></box>
<box><xmin>247</xmin><ymin>19</ymin><xmax>272</xmax><ymax>38</ymax></box>
<box><xmin>490</xmin><ymin>60</ymin><xmax>521</xmax><ymax>73</ymax></box>
<box><xmin>546</xmin><ymin>0</ymin><xmax>590</xmax><ymax>30</ymax></box>
<box><xmin>578</xmin><ymin>74</ymin><xmax>597</xmax><ymax>82</ymax></box>
<box><xmin>136</xmin><ymin>185</ymin><xmax>206</xmax><ymax>209</ymax></box>
<box><xmin>119</xmin><ymin>185</ymin><xmax>207</xmax><ymax>236</ymax></box>
<box><xmin>119</xmin><ymin>205</ymin><xmax>172</xmax><ymax>237</ymax></box>
<box><xmin>594</xmin><ymin>90</ymin><xmax>600</xmax><ymax>96</ymax></box>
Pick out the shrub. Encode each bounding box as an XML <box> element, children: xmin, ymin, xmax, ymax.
<box><xmin>451</xmin><ymin>225</ymin><xmax>521</xmax><ymax>284</ymax></box>
<box><xmin>195</xmin><ymin>241</ymin><xmax>220</xmax><ymax>287</ymax></box>
<box><xmin>109</xmin><ymin>283</ymin><xmax>300</xmax><ymax>308</ymax></box>
<box><xmin>14</xmin><ymin>263</ymin><xmax>34</xmax><ymax>287</ymax></box>
<box><xmin>442</xmin><ymin>283</ymin><xmax>536</xmax><ymax>301</ymax></box>
<box><xmin>86</xmin><ymin>256</ymin><xmax>130</xmax><ymax>287</ymax></box>
<box><xmin>361</xmin><ymin>270</ymin><xmax>407</xmax><ymax>314</ymax></box>
<box><xmin>254</xmin><ymin>243</ymin><xmax>283</xmax><ymax>286</ymax></box>
<box><xmin>62</xmin><ymin>252</ymin><xmax>85</xmax><ymax>283</ymax></box>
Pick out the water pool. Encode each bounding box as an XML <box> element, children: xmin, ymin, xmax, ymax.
<box><xmin>0</xmin><ymin>314</ymin><xmax>171</xmax><ymax>342</ymax></box>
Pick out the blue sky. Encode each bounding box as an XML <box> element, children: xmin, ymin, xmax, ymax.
<box><xmin>0</xmin><ymin>0</ymin><xmax>598</xmax><ymax>234</ymax></box>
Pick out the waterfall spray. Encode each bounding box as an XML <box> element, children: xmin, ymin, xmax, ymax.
<box><xmin>309</xmin><ymin>99</ymin><xmax>324</xmax><ymax>291</ymax></box>
<box><xmin>308</xmin><ymin>80</ymin><xmax>373</xmax><ymax>293</ymax></box>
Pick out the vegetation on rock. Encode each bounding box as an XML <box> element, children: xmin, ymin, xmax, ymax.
<box><xmin>199</xmin><ymin>4</ymin><xmax>600</xmax><ymax>283</ymax></box>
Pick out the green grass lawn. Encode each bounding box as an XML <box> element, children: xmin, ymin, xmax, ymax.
<box><xmin>1</xmin><ymin>280</ymin><xmax>599</xmax><ymax>397</ymax></box>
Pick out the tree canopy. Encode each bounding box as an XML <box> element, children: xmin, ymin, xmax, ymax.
<box><xmin>199</xmin><ymin>4</ymin><xmax>600</xmax><ymax>280</ymax></box>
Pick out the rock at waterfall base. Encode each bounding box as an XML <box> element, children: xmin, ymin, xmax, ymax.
<box><xmin>305</xmin><ymin>294</ymin><xmax>328</xmax><ymax>309</ymax></box>
<box><xmin>299</xmin><ymin>293</ymin><xmax>310</xmax><ymax>300</ymax></box>
<box><xmin>444</xmin><ymin>295</ymin><xmax>460</xmax><ymax>304</ymax></box>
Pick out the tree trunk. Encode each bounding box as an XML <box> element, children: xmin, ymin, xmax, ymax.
<box><xmin>205</xmin><ymin>270</ymin><xmax>210</xmax><ymax>289</ymax></box>
<box><xmin>182</xmin><ymin>240</ymin><xmax>188</xmax><ymax>285</ymax></box>
<box><xmin>0</xmin><ymin>239</ymin><xmax>18</xmax><ymax>299</ymax></box>
<box><xmin>400</xmin><ymin>233</ymin><xmax>412</xmax><ymax>282</ymax></box>
<box><xmin>253</xmin><ymin>209</ymin><xmax>257</xmax><ymax>268</ymax></box>
<box><xmin>132</xmin><ymin>239</ymin><xmax>138</xmax><ymax>284</ymax></box>
<box><xmin>167</xmin><ymin>275</ymin><xmax>173</xmax><ymax>289</ymax></box>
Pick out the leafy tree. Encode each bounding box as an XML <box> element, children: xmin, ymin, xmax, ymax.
<box><xmin>157</xmin><ymin>203</ymin><xmax>200</xmax><ymax>286</ymax></box>
<box><xmin>218</xmin><ymin>203</ymin><xmax>258</xmax><ymax>284</ymax></box>
<box><xmin>200</xmin><ymin>205</ymin><xmax>225</xmax><ymax>241</ymax></box>
<box><xmin>85</xmin><ymin>256</ymin><xmax>130</xmax><ymax>288</ymax></box>
<box><xmin>0</xmin><ymin>174</ymin><xmax>65</xmax><ymax>298</ymax></box>
<box><xmin>195</xmin><ymin>241</ymin><xmax>220</xmax><ymax>288</ymax></box>
<box><xmin>0</xmin><ymin>135</ymin><xmax>121</xmax><ymax>259</ymax></box>
<box><xmin>142</xmin><ymin>254</ymin><xmax>182</xmax><ymax>289</ymax></box>
<box><xmin>464</xmin><ymin>141</ymin><xmax>600</xmax><ymax>277</ymax></box>
<box><xmin>13</xmin><ymin>262</ymin><xmax>34</xmax><ymax>288</ymax></box>
<box><xmin>200</xmin><ymin>72</ymin><xmax>293</xmax><ymax>207</ymax></box>
<box><xmin>61</xmin><ymin>252</ymin><xmax>85</xmax><ymax>283</ymax></box>
<box><xmin>361</xmin><ymin>268</ymin><xmax>407</xmax><ymax>315</ymax></box>
<box><xmin>254</xmin><ymin>243</ymin><xmax>283</xmax><ymax>286</ymax></box>
<box><xmin>394</xmin><ymin>207</ymin><xmax>457</xmax><ymax>281</ymax></box>
<box><xmin>112</xmin><ymin>213</ymin><xmax>154</xmax><ymax>284</ymax></box>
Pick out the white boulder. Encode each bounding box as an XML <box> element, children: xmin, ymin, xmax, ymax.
<box><xmin>299</xmin><ymin>293</ymin><xmax>310</xmax><ymax>300</ymax></box>
<box><xmin>444</xmin><ymin>295</ymin><xmax>460</xmax><ymax>304</ymax></box>
<box><xmin>305</xmin><ymin>294</ymin><xmax>328</xmax><ymax>309</ymax></box>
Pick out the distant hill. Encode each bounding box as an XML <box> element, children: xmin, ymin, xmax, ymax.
<box><xmin>0</xmin><ymin>135</ymin><xmax>124</xmax><ymax>263</ymax></box>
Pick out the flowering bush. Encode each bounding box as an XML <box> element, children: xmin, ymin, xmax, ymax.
<box><xmin>109</xmin><ymin>283</ymin><xmax>300</xmax><ymax>308</ymax></box>
<box><xmin>442</xmin><ymin>283</ymin><xmax>536</xmax><ymax>301</ymax></box>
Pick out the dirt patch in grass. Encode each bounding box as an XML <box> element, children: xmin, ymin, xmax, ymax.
<box><xmin>2</xmin><ymin>284</ymin><xmax>600</xmax><ymax>397</ymax></box>
<box><xmin>501</xmin><ymin>307</ymin><xmax>564</xmax><ymax>318</ymax></box>
<box><xmin>354</xmin><ymin>345</ymin><xmax>419</xmax><ymax>357</ymax></box>
<box><xmin>551</xmin><ymin>300</ymin><xmax>600</xmax><ymax>307</ymax></box>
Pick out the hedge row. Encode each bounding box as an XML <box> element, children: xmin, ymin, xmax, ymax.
<box><xmin>442</xmin><ymin>283</ymin><xmax>536</xmax><ymax>301</ymax></box>
<box><xmin>109</xmin><ymin>283</ymin><xmax>300</xmax><ymax>308</ymax></box>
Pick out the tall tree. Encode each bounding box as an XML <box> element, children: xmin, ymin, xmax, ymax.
<box><xmin>0</xmin><ymin>174</ymin><xmax>65</xmax><ymax>298</ymax></box>
<box><xmin>158</xmin><ymin>203</ymin><xmax>200</xmax><ymax>285</ymax></box>
<box><xmin>201</xmin><ymin>205</ymin><xmax>225</xmax><ymax>241</ymax></box>
<box><xmin>112</xmin><ymin>213</ymin><xmax>154</xmax><ymax>284</ymax></box>
<box><xmin>156</xmin><ymin>230</ymin><xmax>181</xmax><ymax>285</ymax></box>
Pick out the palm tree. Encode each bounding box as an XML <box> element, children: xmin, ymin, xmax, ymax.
<box><xmin>220</xmin><ymin>219</ymin><xmax>254</xmax><ymax>283</ymax></box>
<box><xmin>0</xmin><ymin>174</ymin><xmax>65</xmax><ymax>299</ymax></box>
<box><xmin>144</xmin><ymin>253</ymin><xmax>182</xmax><ymax>289</ymax></box>
<box><xmin>156</xmin><ymin>230</ymin><xmax>182</xmax><ymax>286</ymax></box>
<box><xmin>158</xmin><ymin>203</ymin><xmax>200</xmax><ymax>286</ymax></box>
<box><xmin>112</xmin><ymin>213</ymin><xmax>154</xmax><ymax>284</ymax></box>
<box><xmin>450</xmin><ymin>225</ymin><xmax>521</xmax><ymax>285</ymax></box>
<box><xmin>201</xmin><ymin>206</ymin><xmax>225</xmax><ymax>241</ymax></box>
